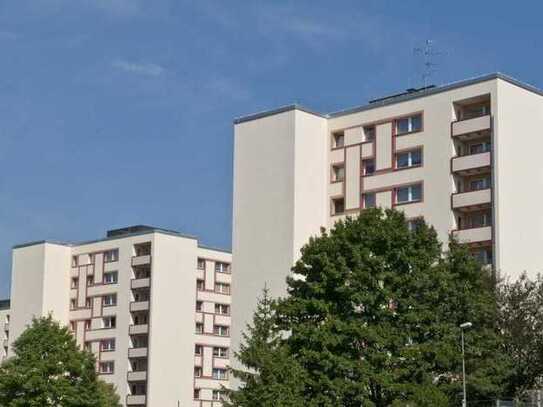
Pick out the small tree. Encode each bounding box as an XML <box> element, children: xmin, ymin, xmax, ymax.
<box><xmin>225</xmin><ymin>287</ymin><xmax>306</xmax><ymax>407</ymax></box>
<box><xmin>0</xmin><ymin>316</ymin><xmax>120</xmax><ymax>407</ymax></box>
<box><xmin>498</xmin><ymin>273</ymin><xmax>543</xmax><ymax>398</ymax></box>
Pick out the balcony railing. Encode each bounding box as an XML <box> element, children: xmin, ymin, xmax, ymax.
<box><xmin>451</xmin><ymin>152</ymin><xmax>491</xmax><ymax>174</ymax></box>
<box><xmin>452</xmin><ymin>188</ymin><xmax>491</xmax><ymax>209</ymax></box>
<box><xmin>128</xmin><ymin>347</ymin><xmax>148</xmax><ymax>358</ymax></box>
<box><xmin>453</xmin><ymin>226</ymin><xmax>492</xmax><ymax>244</ymax></box>
<box><xmin>131</xmin><ymin>255</ymin><xmax>151</xmax><ymax>267</ymax></box>
<box><xmin>127</xmin><ymin>371</ymin><xmax>147</xmax><ymax>381</ymax></box>
<box><xmin>126</xmin><ymin>395</ymin><xmax>146</xmax><ymax>405</ymax></box>
<box><xmin>452</xmin><ymin>115</ymin><xmax>491</xmax><ymax>137</ymax></box>
<box><xmin>130</xmin><ymin>301</ymin><xmax>150</xmax><ymax>312</ymax></box>
<box><xmin>130</xmin><ymin>278</ymin><xmax>150</xmax><ymax>289</ymax></box>
<box><xmin>129</xmin><ymin>324</ymin><xmax>149</xmax><ymax>335</ymax></box>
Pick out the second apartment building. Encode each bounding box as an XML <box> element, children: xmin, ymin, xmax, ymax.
<box><xmin>8</xmin><ymin>225</ymin><xmax>231</xmax><ymax>407</ymax></box>
<box><xmin>232</xmin><ymin>73</ymin><xmax>543</xmax><ymax>368</ymax></box>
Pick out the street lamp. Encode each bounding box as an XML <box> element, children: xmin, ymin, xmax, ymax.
<box><xmin>460</xmin><ymin>322</ymin><xmax>473</xmax><ymax>407</ymax></box>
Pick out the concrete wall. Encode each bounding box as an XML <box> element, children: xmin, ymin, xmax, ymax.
<box><xmin>147</xmin><ymin>233</ymin><xmax>198</xmax><ymax>406</ymax></box>
<box><xmin>494</xmin><ymin>80</ymin><xmax>543</xmax><ymax>278</ymax></box>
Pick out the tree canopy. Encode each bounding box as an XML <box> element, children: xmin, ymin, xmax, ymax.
<box><xmin>0</xmin><ymin>315</ymin><xmax>120</xmax><ymax>407</ymax></box>
<box><xmin>229</xmin><ymin>208</ymin><xmax>512</xmax><ymax>406</ymax></box>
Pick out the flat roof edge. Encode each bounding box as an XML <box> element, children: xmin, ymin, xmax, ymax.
<box><xmin>13</xmin><ymin>240</ymin><xmax>72</xmax><ymax>250</ymax></box>
<box><xmin>198</xmin><ymin>244</ymin><xmax>232</xmax><ymax>254</ymax></box>
<box><xmin>234</xmin><ymin>104</ymin><xmax>326</xmax><ymax>125</ymax></box>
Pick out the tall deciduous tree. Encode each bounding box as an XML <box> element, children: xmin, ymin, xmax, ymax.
<box><xmin>0</xmin><ymin>316</ymin><xmax>120</xmax><ymax>407</ymax></box>
<box><xmin>229</xmin><ymin>208</ymin><xmax>511</xmax><ymax>406</ymax></box>
<box><xmin>498</xmin><ymin>273</ymin><xmax>543</xmax><ymax>398</ymax></box>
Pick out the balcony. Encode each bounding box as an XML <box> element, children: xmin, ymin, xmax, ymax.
<box><xmin>129</xmin><ymin>324</ymin><xmax>149</xmax><ymax>335</ymax></box>
<box><xmin>127</xmin><ymin>371</ymin><xmax>147</xmax><ymax>381</ymax></box>
<box><xmin>131</xmin><ymin>255</ymin><xmax>151</xmax><ymax>267</ymax></box>
<box><xmin>4</xmin><ymin>322</ymin><xmax>8</xmax><ymax>331</ymax></box>
<box><xmin>128</xmin><ymin>347</ymin><xmax>148</xmax><ymax>358</ymax></box>
<box><xmin>452</xmin><ymin>115</ymin><xmax>491</xmax><ymax>138</ymax></box>
<box><xmin>453</xmin><ymin>226</ymin><xmax>492</xmax><ymax>244</ymax></box>
<box><xmin>452</xmin><ymin>188</ymin><xmax>491</xmax><ymax>210</ymax></box>
<box><xmin>131</xmin><ymin>278</ymin><xmax>150</xmax><ymax>290</ymax></box>
<box><xmin>126</xmin><ymin>395</ymin><xmax>146</xmax><ymax>405</ymax></box>
<box><xmin>451</xmin><ymin>152</ymin><xmax>491</xmax><ymax>175</ymax></box>
<box><xmin>130</xmin><ymin>301</ymin><xmax>150</xmax><ymax>312</ymax></box>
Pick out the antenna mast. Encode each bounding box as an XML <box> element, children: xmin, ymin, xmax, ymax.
<box><xmin>413</xmin><ymin>40</ymin><xmax>443</xmax><ymax>88</ymax></box>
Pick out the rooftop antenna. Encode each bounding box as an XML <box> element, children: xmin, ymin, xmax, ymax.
<box><xmin>413</xmin><ymin>40</ymin><xmax>444</xmax><ymax>89</ymax></box>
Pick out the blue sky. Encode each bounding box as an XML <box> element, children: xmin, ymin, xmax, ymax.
<box><xmin>0</xmin><ymin>0</ymin><xmax>542</xmax><ymax>297</ymax></box>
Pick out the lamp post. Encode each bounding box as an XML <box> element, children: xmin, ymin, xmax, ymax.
<box><xmin>460</xmin><ymin>322</ymin><xmax>473</xmax><ymax>407</ymax></box>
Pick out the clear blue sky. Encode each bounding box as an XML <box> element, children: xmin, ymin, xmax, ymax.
<box><xmin>1</xmin><ymin>0</ymin><xmax>541</xmax><ymax>297</ymax></box>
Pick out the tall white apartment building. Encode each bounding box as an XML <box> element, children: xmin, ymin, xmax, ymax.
<box><xmin>5</xmin><ymin>225</ymin><xmax>231</xmax><ymax>407</ymax></box>
<box><xmin>232</xmin><ymin>73</ymin><xmax>543</xmax><ymax>365</ymax></box>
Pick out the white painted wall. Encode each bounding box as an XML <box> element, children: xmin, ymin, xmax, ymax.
<box><xmin>494</xmin><ymin>80</ymin><xmax>543</xmax><ymax>278</ymax></box>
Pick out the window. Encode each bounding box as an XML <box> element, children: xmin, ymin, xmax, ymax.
<box><xmin>215</xmin><ymin>304</ymin><xmax>230</xmax><ymax>315</ymax></box>
<box><xmin>85</xmin><ymin>298</ymin><xmax>92</xmax><ymax>308</ymax></box>
<box><xmin>134</xmin><ymin>243</ymin><xmax>151</xmax><ymax>257</ymax></box>
<box><xmin>396</xmin><ymin>184</ymin><xmax>422</xmax><ymax>204</ymax></box>
<box><xmin>331</xmin><ymin>164</ymin><xmax>345</xmax><ymax>182</ymax></box>
<box><xmin>332</xmin><ymin>131</ymin><xmax>344</xmax><ymax>148</ymax></box>
<box><xmin>194</xmin><ymin>366</ymin><xmax>202</xmax><ymax>377</ymax></box>
<box><xmin>465</xmin><ymin>212</ymin><xmax>492</xmax><ymax>228</ymax></box>
<box><xmin>71</xmin><ymin>277</ymin><xmax>79</xmax><ymax>289</ymax></box>
<box><xmin>197</xmin><ymin>258</ymin><xmax>206</xmax><ymax>270</ymax></box>
<box><xmin>86</xmin><ymin>276</ymin><xmax>94</xmax><ymax>286</ymax></box>
<box><xmin>84</xmin><ymin>341</ymin><xmax>92</xmax><ymax>352</ymax></box>
<box><xmin>195</xmin><ymin>322</ymin><xmax>204</xmax><ymax>334</ymax></box>
<box><xmin>70</xmin><ymin>299</ymin><xmax>77</xmax><ymax>310</ymax></box>
<box><xmin>84</xmin><ymin>319</ymin><xmax>91</xmax><ymax>330</ymax></box>
<box><xmin>213</xmin><ymin>347</ymin><xmax>228</xmax><ymax>358</ymax></box>
<box><xmin>469</xmin><ymin>177</ymin><xmax>491</xmax><ymax>191</ymax></box>
<box><xmin>100</xmin><ymin>339</ymin><xmax>115</xmax><ymax>351</ymax></box>
<box><xmin>215</xmin><ymin>262</ymin><xmax>230</xmax><ymax>274</ymax></box>
<box><xmin>362</xmin><ymin>159</ymin><xmax>375</xmax><ymax>176</ymax></box>
<box><xmin>70</xmin><ymin>321</ymin><xmax>76</xmax><ymax>331</ymax></box>
<box><xmin>103</xmin><ymin>249</ymin><xmax>119</xmax><ymax>263</ymax></box>
<box><xmin>407</xmin><ymin>218</ymin><xmax>423</xmax><ymax>232</ymax></box>
<box><xmin>196</xmin><ymin>301</ymin><xmax>203</xmax><ymax>312</ymax></box>
<box><xmin>213</xmin><ymin>325</ymin><xmax>229</xmax><ymax>337</ymax></box>
<box><xmin>469</xmin><ymin>142</ymin><xmax>491</xmax><ymax>155</ymax></box>
<box><xmin>332</xmin><ymin>197</ymin><xmax>345</xmax><ymax>215</ymax></box>
<box><xmin>363</xmin><ymin>126</ymin><xmax>375</xmax><ymax>142</ymax></box>
<box><xmin>71</xmin><ymin>256</ymin><xmax>78</xmax><ymax>267</ymax></box>
<box><xmin>213</xmin><ymin>390</ymin><xmax>224</xmax><ymax>401</ymax></box>
<box><xmin>215</xmin><ymin>282</ymin><xmax>230</xmax><ymax>294</ymax></box>
<box><xmin>396</xmin><ymin>114</ymin><xmax>422</xmax><ymax>135</ymax></box>
<box><xmin>396</xmin><ymin>149</ymin><xmax>422</xmax><ymax>169</ymax></box>
<box><xmin>195</xmin><ymin>344</ymin><xmax>203</xmax><ymax>355</ymax></box>
<box><xmin>103</xmin><ymin>294</ymin><xmax>117</xmax><ymax>307</ymax></box>
<box><xmin>99</xmin><ymin>361</ymin><xmax>114</xmax><ymax>374</ymax></box>
<box><xmin>194</xmin><ymin>389</ymin><xmax>200</xmax><ymax>400</ymax></box>
<box><xmin>196</xmin><ymin>279</ymin><xmax>205</xmax><ymax>291</ymax></box>
<box><xmin>212</xmin><ymin>368</ymin><xmax>228</xmax><ymax>380</ymax></box>
<box><xmin>363</xmin><ymin>193</ymin><xmax>376</xmax><ymax>209</ymax></box>
<box><xmin>103</xmin><ymin>271</ymin><xmax>118</xmax><ymax>284</ymax></box>
<box><xmin>473</xmin><ymin>248</ymin><xmax>492</xmax><ymax>265</ymax></box>
<box><xmin>103</xmin><ymin>316</ymin><xmax>116</xmax><ymax>329</ymax></box>
<box><xmin>88</xmin><ymin>254</ymin><xmax>95</xmax><ymax>264</ymax></box>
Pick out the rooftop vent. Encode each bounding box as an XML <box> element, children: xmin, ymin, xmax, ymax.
<box><xmin>369</xmin><ymin>85</ymin><xmax>436</xmax><ymax>105</ymax></box>
<box><xmin>106</xmin><ymin>225</ymin><xmax>155</xmax><ymax>238</ymax></box>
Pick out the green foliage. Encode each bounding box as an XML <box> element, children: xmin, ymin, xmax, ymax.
<box><xmin>229</xmin><ymin>208</ymin><xmax>511</xmax><ymax>406</ymax></box>
<box><xmin>0</xmin><ymin>315</ymin><xmax>120</xmax><ymax>407</ymax></box>
<box><xmin>497</xmin><ymin>273</ymin><xmax>543</xmax><ymax>398</ymax></box>
<box><xmin>225</xmin><ymin>287</ymin><xmax>306</xmax><ymax>407</ymax></box>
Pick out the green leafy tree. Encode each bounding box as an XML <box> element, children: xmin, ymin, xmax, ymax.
<box><xmin>497</xmin><ymin>273</ymin><xmax>543</xmax><ymax>398</ymax></box>
<box><xmin>225</xmin><ymin>287</ymin><xmax>306</xmax><ymax>407</ymax></box>
<box><xmin>0</xmin><ymin>315</ymin><xmax>120</xmax><ymax>407</ymax></box>
<box><xmin>232</xmin><ymin>208</ymin><xmax>510</xmax><ymax>406</ymax></box>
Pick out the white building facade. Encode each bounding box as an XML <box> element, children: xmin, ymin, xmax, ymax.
<box><xmin>232</xmin><ymin>73</ymin><xmax>543</xmax><ymax>371</ymax></box>
<box><xmin>6</xmin><ymin>225</ymin><xmax>231</xmax><ymax>407</ymax></box>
